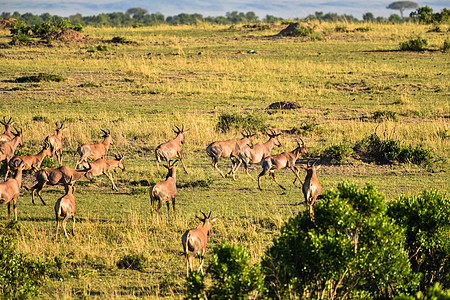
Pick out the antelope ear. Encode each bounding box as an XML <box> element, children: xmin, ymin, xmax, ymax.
<box><xmin>211</xmin><ymin>217</ymin><xmax>218</xmax><ymax>222</ymax></box>
<box><xmin>315</xmin><ymin>165</ymin><xmax>321</xmax><ymax>170</ymax></box>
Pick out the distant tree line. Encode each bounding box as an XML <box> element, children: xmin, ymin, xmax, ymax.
<box><xmin>1</xmin><ymin>6</ymin><xmax>448</xmax><ymax>27</ymax></box>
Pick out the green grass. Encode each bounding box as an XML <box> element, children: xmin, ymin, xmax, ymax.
<box><xmin>0</xmin><ymin>22</ymin><xmax>448</xmax><ymax>298</ymax></box>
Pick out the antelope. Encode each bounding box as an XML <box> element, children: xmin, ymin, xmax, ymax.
<box><xmin>229</xmin><ymin>129</ymin><xmax>282</xmax><ymax>181</ymax></box>
<box><xmin>44</xmin><ymin>121</ymin><xmax>66</xmax><ymax>166</ymax></box>
<box><xmin>0</xmin><ymin>117</ymin><xmax>14</xmax><ymax>142</ymax></box>
<box><xmin>155</xmin><ymin>124</ymin><xmax>189</xmax><ymax>173</ymax></box>
<box><xmin>150</xmin><ymin>160</ymin><xmax>178</xmax><ymax>222</ymax></box>
<box><xmin>9</xmin><ymin>140</ymin><xmax>52</xmax><ymax>173</ymax></box>
<box><xmin>55</xmin><ymin>175</ymin><xmax>76</xmax><ymax>239</ymax></box>
<box><xmin>0</xmin><ymin>160</ymin><xmax>25</xmax><ymax>221</ymax></box>
<box><xmin>181</xmin><ymin>210</ymin><xmax>217</xmax><ymax>275</ymax></box>
<box><xmin>0</xmin><ymin>128</ymin><xmax>24</xmax><ymax>180</ymax></box>
<box><xmin>76</xmin><ymin>154</ymin><xmax>125</xmax><ymax>191</ymax></box>
<box><xmin>31</xmin><ymin>164</ymin><xmax>95</xmax><ymax>205</ymax></box>
<box><xmin>206</xmin><ymin>130</ymin><xmax>255</xmax><ymax>179</ymax></box>
<box><xmin>77</xmin><ymin>129</ymin><xmax>114</xmax><ymax>164</ymax></box>
<box><xmin>302</xmin><ymin>159</ymin><xmax>322</xmax><ymax>218</ymax></box>
<box><xmin>257</xmin><ymin>138</ymin><xmax>309</xmax><ymax>190</ymax></box>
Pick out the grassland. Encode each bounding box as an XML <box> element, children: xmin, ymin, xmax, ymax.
<box><xmin>0</xmin><ymin>22</ymin><xmax>448</xmax><ymax>299</ymax></box>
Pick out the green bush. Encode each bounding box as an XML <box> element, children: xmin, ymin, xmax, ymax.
<box><xmin>185</xmin><ymin>271</ymin><xmax>206</xmax><ymax>300</ymax></box>
<box><xmin>373</xmin><ymin>110</ymin><xmax>398</xmax><ymax>121</ymax></box>
<box><xmin>111</xmin><ymin>36</ymin><xmax>132</xmax><ymax>43</ymax></box>
<box><xmin>208</xmin><ymin>243</ymin><xmax>265</xmax><ymax>299</ymax></box>
<box><xmin>395</xmin><ymin>283</ymin><xmax>450</xmax><ymax>300</ymax></box>
<box><xmin>400</xmin><ymin>36</ymin><xmax>428</xmax><ymax>51</ymax></box>
<box><xmin>216</xmin><ymin>112</ymin><xmax>267</xmax><ymax>133</ymax></box>
<box><xmin>354</xmin><ymin>133</ymin><xmax>432</xmax><ymax>166</ymax></box>
<box><xmin>262</xmin><ymin>182</ymin><xmax>418</xmax><ymax>299</ymax></box>
<box><xmin>388</xmin><ymin>190</ymin><xmax>450</xmax><ymax>290</ymax></box>
<box><xmin>443</xmin><ymin>38</ymin><xmax>450</xmax><ymax>52</ymax></box>
<box><xmin>323</xmin><ymin>143</ymin><xmax>353</xmax><ymax>165</ymax></box>
<box><xmin>0</xmin><ymin>237</ymin><xmax>50</xmax><ymax>299</ymax></box>
<box><xmin>15</xmin><ymin>73</ymin><xmax>65</xmax><ymax>83</ymax></box>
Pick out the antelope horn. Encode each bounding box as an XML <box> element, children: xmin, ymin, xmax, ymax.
<box><xmin>200</xmin><ymin>210</ymin><xmax>208</xmax><ymax>219</ymax></box>
<box><xmin>181</xmin><ymin>124</ymin><xmax>185</xmax><ymax>132</ymax></box>
<box><xmin>174</xmin><ymin>125</ymin><xmax>181</xmax><ymax>133</ymax></box>
<box><xmin>208</xmin><ymin>211</ymin><xmax>212</xmax><ymax>218</ymax></box>
<box><xmin>299</xmin><ymin>137</ymin><xmax>305</xmax><ymax>145</ymax></box>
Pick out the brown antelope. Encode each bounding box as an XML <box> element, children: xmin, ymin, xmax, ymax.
<box><xmin>155</xmin><ymin>124</ymin><xmax>189</xmax><ymax>173</ymax></box>
<box><xmin>76</xmin><ymin>154</ymin><xmax>125</xmax><ymax>191</ymax></box>
<box><xmin>230</xmin><ymin>129</ymin><xmax>282</xmax><ymax>181</ymax></box>
<box><xmin>77</xmin><ymin>129</ymin><xmax>114</xmax><ymax>164</ymax></box>
<box><xmin>0</xmin><ymin>160</ymin><xmax>25</xmax><ymax>221</ymax></box>
<box><xmin>0</xmin><ymin>117</ymin><xmax>14</xmax><ymax>142</ymax></box>
<box><xmin>302</xmin><ymin>159</ymin><xmax>322</xmax><ymax>218</ymax></box>
<box><xmin>9</xmin><ymin>140</ymin><xmax>52</xmax><ymax>173</ymax></box>
<box><xmin>31</xmin><ymin>164</ymin><xmax>94</xmax><ymax>205</ymax></box>
<box><xmin>150</xmin><ymin>160</ymin><xmax>178</xmax><ymax>222</ymax></box>
<box><xmin>181</xmin><ymin>210</ymin><xmax>217</xmax><ymax>275</ymax></box>
<box><xmin>257</xmin><ymin>138</ymin><xmax>309</xmax><ymax>190</ymax></box>
<box><xmin>55</xmin><ymin>175</ymin><xmax>76</xmax><ymax>239</ymax></box>
<box><xmin>0</xmin><ymin>128</ymin><xmax>24</xmax><ymax>180</ymax></box>
<box><xmin>206</xmin><ymin>130</ymin><xmax>255</xmax><ymax>179</ymax></box>
<box><xmin>44</xmin><ymin>121</ymin><xmax>66</xmax><ymax>166</ymax></box>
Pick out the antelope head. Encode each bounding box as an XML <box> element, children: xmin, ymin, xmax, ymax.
<box><xmin>101</xmin><ymin>128</ymin><xmax>114</xmax><ymax>145</ymax></box>
<box><xmin>267</xmin><ymin>129</ymin><xmax>282</xmax><ymax>147</ymax></box>
<box><xmin>198</xmin><ymin>210</ymin><xmax>217</xmax><ymax>235</ymax></box>
<box><xmin>174</xmin><ymin>124</ymin><xmax>188</xmax><ymax>144</ymax></box>
<box><xmin>296</xmin><ymin>137</ymin><xmax>309</xmax><ymax>156</ymax></box>
<box><xmin>241</xmin><ymin>129</ymin><xmax>256</xmax><ymax>148</ymax></box>
<box><xmin>12</xmin><ymin>128</ymin><xmax>24</xmax><ymax>147</ymax></box>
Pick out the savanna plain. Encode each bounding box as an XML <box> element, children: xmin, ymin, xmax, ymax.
<box><xmin>0</xmin><ymin>22</ymin><xmax>448</xmax><ymax>298</ymax></box>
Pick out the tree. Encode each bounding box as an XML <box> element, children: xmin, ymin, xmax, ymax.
<box><xmin>363</xmin><ymin>12</ymin><xmax>374</xmax><ymax>21</ymax></box>
<box><xmin>387</xmin><ymin>1</ymin><xmax>419</xmax><ymax>18</ymax></box>
<box><xmin>409</xmin><ymin>6</ymin><xmax>434</xmax><ymax>23</ymax></box>
<box><xmin>262</xmin><ymin>182</ymin><xmax>418</xmax><ymax>299</ymax></box>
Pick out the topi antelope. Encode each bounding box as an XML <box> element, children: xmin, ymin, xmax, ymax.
<box><xmin>181</xmin><ymin>210</ymin><xmax>217</xmax><ymax>275</ymax></box>
<box><xmin>229</xmin><ymin>129</ymin><xmax>282</xmax><ymax>181</ymax></box>
<box><xmin>0</xmin><ymin>128</ymin><xmax>24</xmax><ymax>180</ymax></box>
<box><xmin>55</xmin><ymin>175</ymin><xmax>76</xmax><ymax>239</ymax></box>
<box><xmin>150</xmin><ymin>160</ymin><xmax>178</xmax><ymax>222</ymax></box>
<box><xmin>31</xmin><ymin>164</ymin><xmax>94</xmax><ymax>205</ymax></box>
<box><xmin>9</xmin><ymin>140</ymin><xmax>52</xmax><ymax>173</ymax></box>
<box><xmin>155</xmin><ymin>124</ymin><xmax>189</xmax><ymax>173</ymax></box>
<box><xmin>257</xmin><ymin>138</ymin><xmax>309</xmax><ymax>190</ymax></box>
<box><xmin>206</xmin><ymin>129</ymin><xmax>255</xmax><ymax>179</ymax></box>
<box><xmin>0</xmin><ymin>160</ymin><xmax>25</xmax><ymax>221</ymax></box>
<box><xmin>77</xmin><ymin>128</ymin><xmax>114</xmax><ymax>164</ymax></box>
<box><xmin>302</xmin><ymin>159</ymin><xmax>322</xmax><ymax>218</ymax></box>
<box><xmin>44</xmin><ymin>121</ymin><xmax>66</xmax><ymax>166</ymax></box>
<box><xmin>76</xmin><ymin>154</ymin><xmax>125</xmax><ymax>191</ymax></box>
<box><xmin>0</xmin><ymin>117</ymin><xmax>14</xmax><ymax>142</ymax></box>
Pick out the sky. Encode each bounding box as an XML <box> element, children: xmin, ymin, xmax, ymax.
<box><xmin>0</xmin><ymin>0</ymin><xmax>448</xmax><ymax>19</ymax></box>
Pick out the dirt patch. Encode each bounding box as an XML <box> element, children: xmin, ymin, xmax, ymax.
<box><xmin>0</xmin><ymin>18</ymin><xmax>17</xmax><ymax>30</ymax></box>
<box><xmin>277</xmin><ymin>22</ymin><xmax>323</xmax><ymax>36</ymax></box>
<box><xmin>45</xmin><ymin>29</ymin><xmax>86</xmax><ymax>42</ymax></box>
<box><xmin>267</xmin><ymin>101</ymin><xmax>301</xmax><ymax>110</ymax></box>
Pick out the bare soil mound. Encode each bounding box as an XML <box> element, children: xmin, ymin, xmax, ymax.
<box><xmin>267</xmin><ymin>101</ymin><xmax>301</xmax><ymax>110</ymax></box>
<box><xmin>45</xmin><ymin>29</ymin><xmax>86</xmax><ymax>42</ymax></box>
<box><xmin>0</xmin><ymin>18</ymin><xmax>17</xmax><ymax>30</ymax></box>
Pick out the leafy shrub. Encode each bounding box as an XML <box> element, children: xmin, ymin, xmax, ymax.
<box><xmin>15</xmin><ymin>73</ymin><xmax>65</xmax><ymax>83</ymax></box>
<box><xmin>443</xmin><ymin>38</ymin><xmax>450</xmax><ymax>52</ymax></box>
<box><xmin>388</xmin><ymin>190</ymin><xmax>450</xmax><ymax>290</ymax></box>
<box><xmin>185</xmin><ymin>242</ymin><xmax>265</xmax><ymax>299</ymax></box>
<box><xmin>355</xmin><ymin>26</ymin><xmax>372</xmax><ymax>32</ymax></box>
<box><xmin>323</xmin><ymin>143</ymin><xmax>353</xmax><ymax>165</ymax></box>
<box><xmin>354</xmin><ymin>133</ymin><xmax>432</xmax><ymax>166</ymax></box>
<box><xmin>0</xmin><ymin>237</ymin><xmax>50</xmax><ymax>299</ymax></box>
<box><xmin>10</xmin><ymin>32</ymin><xmax>33</xmax><ymax>45</ymax></box>
<box><xmin>116</xmin><ymin>253</ymin><xmax>147</xmax><ymax>271</ymax></box>
<box><xmin>182</xmin><ymin>179</ymin><xmax>213</xmax><ymax>188</ymax></box>
<box><xmin>96</xmin><ymin>45</ymin><xmax>108</xmax><ymax>51</ymax></box>
<box><xmin>373</xmin><ymin>110</ymin><xmax>398</xmax><ymax>121</ymax></box>
<box><xmin>334</xmin><ymin>24</ymin><xmax>348</xmax><ymax>32</ymax></box>
<box><xmin>400</xmin><ymin>36</ymin><xmax>428</xmax><ymax>51</ymax></box>
<box><xmin>395</xmin><ymin>283</ymin><xmax>450</xmax><ymax>300</ymax></box>
<box><xmin>262</xmin><ymin>182</ymin><xmax>417</xmax><ymax>299</ymax></box>
<box><xmin>216</xmin><ymin>112</ymin><xmax>268</xmax><ymax>133</ymax></box>
<box><xmin>32</xmin><ymin>115</ymin><xmax>50</xmax><ymax>123</ymax></box>
<box><xmin>185</xmin><ymin>271</ymin><xmax>206</xmax><ymax>300</ymax></box>
<box><xmin>111</xmin><ymin>36</ymin><xmax>132</xmax><ymax>43</ymax></box>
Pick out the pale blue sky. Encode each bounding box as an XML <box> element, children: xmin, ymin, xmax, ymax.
<box><xmin>1</xmin><ymin>0</ymin><xmax>447</xmax><ymax>19</ymax></box>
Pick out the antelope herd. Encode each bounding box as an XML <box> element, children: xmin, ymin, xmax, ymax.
<box><xmin>0</xmin><ymin>118</ymin><xmax>323</xmax><ymax>273</ymax></box>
